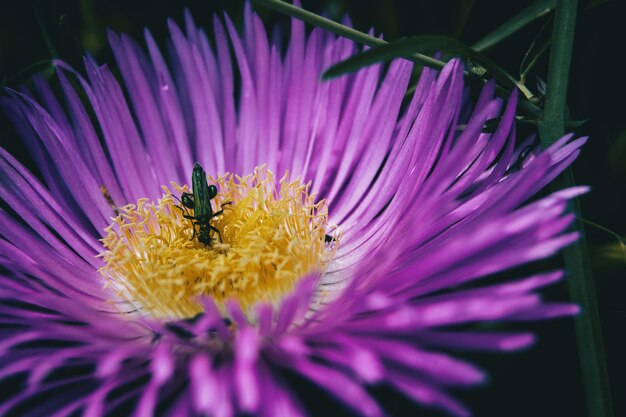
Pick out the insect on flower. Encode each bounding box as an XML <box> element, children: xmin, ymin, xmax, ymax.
<box><xmin>0</xmin><ymin>6</ymin><xmax>589</xmax><ymax>417</ymax></box>
<box><xmin>178</xmin><ymin>162</ymin><xmax>230</xmax><ymax>246</ymax></box>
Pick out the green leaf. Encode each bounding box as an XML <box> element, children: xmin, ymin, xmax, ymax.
<box><xmin>34</xmin><ymin>5</ymin><xmax>58</xmax><ymax>59</ymax></box>
<box><xmin>3</xmin><ymin>60</ymin><xmax>55</xmax><ymax>87</ymax></box>
<box><xmin>253</xmin><ymin>0</ymin><xmax>543</xmax><ymax>119</ymax></box>
<box><xmin>519</xmin><ymin>17</ymin><xmax>553</xmax><ymax>81</ymax></box>
<box><xmin>472</xmin><ymin>0</ymin><xmax>556</xmax><ymax>52</ymax></box>
<box><xmin>252</xmin><ymin>0</ymin><xmax>444</xmax><ymax>71</ymax></box>
<box><xmin>323</xmin><ymin>35</ymin><xmax>534</xmax><ymax>100</ymax></box>
<box><xmin>577</xmin><ymin>218</ymin><xmax>626</xmax><ymax>269</ymax></box>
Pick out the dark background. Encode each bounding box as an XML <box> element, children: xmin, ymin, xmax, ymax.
<box><xmin>1</xmin><ymin>1</ymin><xmax>624</xmax><ymax>416</ymax></box>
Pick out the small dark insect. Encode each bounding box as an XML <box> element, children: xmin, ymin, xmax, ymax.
<box><xmin>100</xmin><ymin>185</ymin><xmax>119</xmax><ymax>217</ymax></box>
<box><xmin>503</xmin><ymin>142</ymin><xmax>538</xmax><ymax>176</ymax></box>
<box><xmin>324</xmin><ymin>234</ymin><xmax>335</xmax><ymax>243</ymax></box>
<box><xmin>515</xmin><ymin>145</ymin><xmax>534</xmax><ymax>171</ymax></box>
<box><xmin>482</xmin><ymin>117</ymin><xmax>501</xmax><ymax>133</ymax></box>
<box><xmin>164</xmin><ymin>315</ymin><xmax>234</xmax><ymax>340</ymax></box>
<box><xmin>165</xmin><ymin>322</ymin><xmax>195</xmax><ymax>339</ymax></box>
<box><xmin>178</xmin><ymin>163</ymin><xmax>230</xmax><ymax>246</ymax></box>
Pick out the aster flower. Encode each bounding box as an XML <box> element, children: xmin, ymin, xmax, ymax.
<box><xmin>0</xmin><ymin>5</ymin><xmax>586</xmax><ymax>417</ymax></box>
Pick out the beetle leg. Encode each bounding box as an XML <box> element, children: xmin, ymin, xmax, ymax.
<box><xmin>209</xmin><ymin>225</ymin><xmax>223</xmax><ymax>243</ymax></box>
<box><xmin>212</xmin><ymin>201</ymin><xmax>232</xmax><ymax>217</ymax></box>
<box><xmin>189</xmin><ymin>222</ymin><xmax>199</xmax><ymax>241</ymax></box>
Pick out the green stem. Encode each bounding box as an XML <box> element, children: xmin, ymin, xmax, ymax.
<box><xmin>252</xmin><ymin>0</ymin><xmax>542</xmax><ymax>119</ymax></box>
<box><xmin>472</xmin><ymin>0</ymin><xmax>556</xmax><ymax>52</ymax></box>
<box><xmin>540</xmin><ymin>1</ymin><xmax>576</xmax><ymax>142</ymax></box>
<box><xmin>539</xmin><ymin>1</ymin><xmax>613</xmax><ymax>417</ymax></box>
<box><xmin>34</xmin><ymin>6</ymin><xmax>58</xmax><ymax>59</ymax></box>
<box><xmin>253</xmin><ymin>0</ymin><xmax>444</xmax><ymax>70</ymax></box>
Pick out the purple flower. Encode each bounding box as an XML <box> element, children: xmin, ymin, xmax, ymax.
<box><xmin>0</xmin><ymin>6</ymin><xmax>585</xmax><ymax>417</ymax></box>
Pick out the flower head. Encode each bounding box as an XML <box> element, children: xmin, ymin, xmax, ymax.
<box><xmin>0</xmin><ymin>5</ymin><xmax>585</xmax><ymax>417</ymax></box>
<box><xmin>100</xmin><ymin>165</ymin><xmax>336</xmax><ymax>317</ymax></box>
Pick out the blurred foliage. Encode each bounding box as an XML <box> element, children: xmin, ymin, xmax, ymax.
<box><xmin>1</xmin><ymin>1</ymin><xmax>625</xmax><ymax>416</ymax></box>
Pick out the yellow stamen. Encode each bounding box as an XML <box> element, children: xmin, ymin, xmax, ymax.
<box><xmin>99</xmin><ymin>166</ymin><xmax>338</xmax><ymax>319</ymax></box>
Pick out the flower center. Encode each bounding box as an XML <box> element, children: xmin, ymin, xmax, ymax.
<box><xmin>99</xmin><ymin>166</ymin><xmax>338</xmax><ymax>319</ymax></box>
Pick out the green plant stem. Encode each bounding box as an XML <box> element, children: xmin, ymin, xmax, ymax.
<box><xmin>252</xmin><ymin>0</ymin><xmax>542</xmax><ymax>119</ymax></box>
<box><xmin>472</xmin><ymin>0</ymin><xmax>556</xmax><ymax>52</ymax></box>
<box><xmin>539</xmin><ymin>1</ymin><xmax>613</xmax><ymax>417</ymax></box>
<box><xmin>554</xmin><ymin>171</ymin><xmax>614</xmax><ymax>417</ymax></box>
<box><xmin>540</xmin><ymin>2</ymin><xmax>575</xmax><ymax>141</ymax></box>
<box><xmin>253</xmin><ymin>0</ymin><xmax>444</xmax><ymax>71</ymax></box>
<box><xmin>34</xmin><ymin>7</ymin><xmax>58</xmax><ymax>59</ymax></box>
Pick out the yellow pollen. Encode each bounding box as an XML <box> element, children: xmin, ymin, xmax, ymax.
<box><xmin>99</xmin><ymin>166</ymin><xmax>338</xmax><ymax>319</ymax></box>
